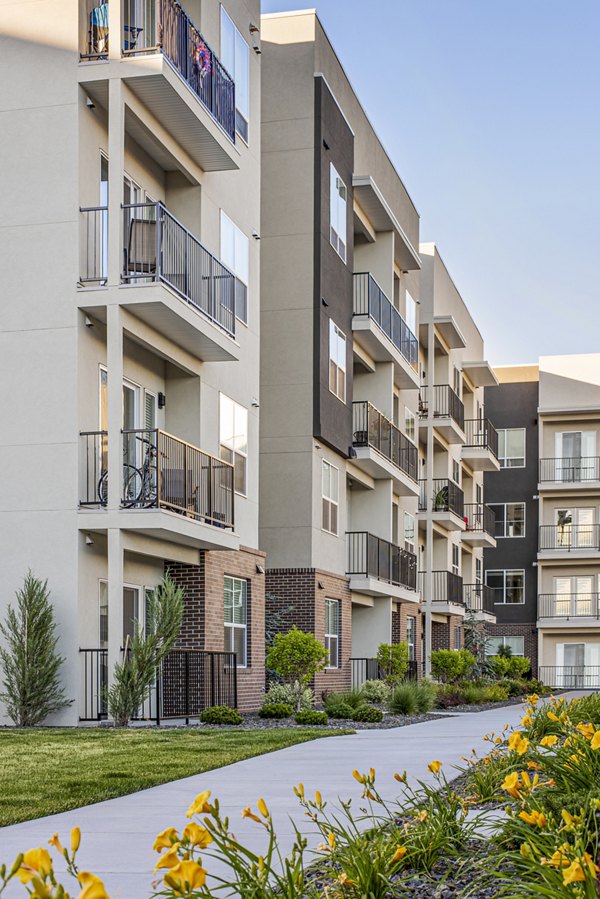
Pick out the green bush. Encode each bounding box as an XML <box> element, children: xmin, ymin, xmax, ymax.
<box><xmin>483</xmin><ymin>684</ymin><xmax>509</xmax><ymax>703</ymax></box>
<box><xmin>295</xmin><ymin>709</ymin><xmax>328</xmax><ymax>726</ymax></box>
<box><xmin>430</xmin><ymin>649</ymin><xmax>476</xmax><ymax>683</ymax></box>
<box><xmin>507</xmin><ymin>656</ymin><xmax>531</xmax><ymax>678</ymax></box>
<box><xmin>502</xmin><ymin>677</ymin><xmax>529</xmax><ymax>697</ymax></box>
<box><xmin>488</xmin><ymin>655</ymin><xmax>511</xmax><ymax>678</ymax></box>
<box><xmin>389</xmin><ymin>682</ymin><xmax>418</xmax><ymax>716</ymax></box>
<box><xmin>376</xmin><ymin>642</ymin><xmax>409</xmax><ymax>684</ymax></box>
<box><xmin>352</xmin><ymin>705</ymin><xmax>383</xmax><ymax>723</ymax></box>
<box><xmin>326</xmin><ymin>702</ymin><xmax>355</xmax><ymax>719</ymax></box>
<box><xmin>458</xmin><ymin>683</ymin><xmax>487</xmax><ymax>705</ymax></box>
<box><xmin>360</xmin><ymin>679</ymin><xmax>391</xmax><ymax>704</ymax></box>
<box><xmin>263</xmin><ymin>681</ymin><xmax>314</xmax><ymax>710</ymax></box>
<box><xmin>323</xmin><ymin>690</ymin><xmax>364</xmax><ymax>713</ymax></box>
<box><xmin>435</xmin><ymin>683</ymin><xmax>466</xmax><ymax>708</ymax></box>
<box><xmin>258</xmin><ymin>702</ymin><xmax>293</xmax><ymax>719</ymax></box>
<box><xmin>266</xmin><ymin>627</ymin><xmax>328</xmax><ymax>711</ymax></box>
<box><xmin>200</xmin><ymin>705</ymin><xmax>243</xmax><ymax>725</ymax></box>
<box><xmin>413</xmin><ymin>679</ymin><xmax>437</xmax><ymax>713</ymax></box>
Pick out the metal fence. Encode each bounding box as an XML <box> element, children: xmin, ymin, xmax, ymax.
<box><xmin>80</xmin><ymin>206</ymin><xmax>108</xmax><ymax>286</ymax></box>
<box><xmin>80</xmin><ymin>431</ymin><xmax>108</xmax><ymax>506</ymax></box>
<box><xmin>420</xmin><ymin>570</ymin><xmax>464</xmax><ymax>605</ymax></box>
<box><xmin>346</xmin><ymin>532</ymin><xmax>417</xmax><ymax>591</ymax></box>
<box><xmin>539</xmin><ymin>457</ymin><xmax>600</xmax><ymax>483</ymax></box>
<box><xmin>79</xmin><ymin>648</ymin><xmax>108</xmax><ymax>720</ymax></box>
<box><xmin>418</xmin><ymin>385</ymin><xmax>465</xmax><ymax>430</ymax></box>
<box><xmin>538</xmin><ymin>593</ymin><xmax>600</xmax><ymax>618</ymax></box>
<box><xmin>353</xmin><ymin>273</ymin><xmax>418</xmax><ymax>369</ymax></box>
<box><xmin>539</xmin><ymin>524</ymin><xmax>600</xmax><ymax>551</ymax></box>
<box><xmin>350</xmin><ymin>657</ymin><xmax>420</xmax><ymax>690</ymax></box>
<box><xmin>464</xmin><ymin>502</ymin><xmax>495</xmax><ymax>537</ymax></box>
<box><xmin>463</xmin><ymin>583</ymin><xmax>495</xmax><ymax>615</ymax></box>
<box><xmin>352</xmin><ymin>401</ymin><xmax>418</xmax><ymax>482</ymax></box>
<box><xmin>463</xmin><ymin>418</ymin><xmax>498</xmax><ymax>458</ymax></box>
<box><xmin>420</xmin><ymin>478</ymin><xmax>465</xmax><ymax>518</ymax></box>
<box><xmin>539</xmin><ymin>666</ymin><xmax>600</xmax><ymax>689</ymax></box>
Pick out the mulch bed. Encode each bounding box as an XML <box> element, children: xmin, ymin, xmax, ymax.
<box><xmin>189</xmin><ymin>711</ymin><xmax>447</xmax><ymax>731</ymax></box>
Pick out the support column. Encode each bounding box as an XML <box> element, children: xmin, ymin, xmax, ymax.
<box><xmin>107</xmin><ymin>0</ymin><xmax>122</xmax><ymax>62</ymax></box>
<box><xmin>423</xmin><ymin>320</ymin><xmax>436</xmax><ymax>675</ymax></box>
<box><xmin>107</xmin><ymin>528</ymin><xmax>124</xmax><ymax>696</ymax></box>
<box><xmin>107</xmin><ymin>78</ymin><xmax>124</xmax><ymax>287</ymax></box>
<box><xmin>107</xmin><ymin>304</ymin><xmax>123</xmax><ymax>510</ymax></box>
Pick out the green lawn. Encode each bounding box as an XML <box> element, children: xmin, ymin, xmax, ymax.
<box><xmin>0</xmin><ymin>727</ymin><xmax>350</xmax><ymax>826</ymax></box>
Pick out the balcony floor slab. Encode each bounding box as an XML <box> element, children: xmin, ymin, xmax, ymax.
<box><xmin>78</xmin><ymin>509</ymin><xmax>239</xmax><ymax>553</ymax></box>
<box><xmin>352</xmin><ymin>319</ymin><xmax>420</xmax><ymax>389</ymax></box>
<box><xmin>348</xmin><ymin>576</ymin><xmax>420</xmax><ymax>603</ymax></box>
<box><xmin>461</xmin><ymin>447</ymin><xmax>500</xmax><ymax>472</ymax></box>
<box><xmin>352</xmin><ymin>447</ymin><xmax>419</xmax><ymax>496</ymax></box>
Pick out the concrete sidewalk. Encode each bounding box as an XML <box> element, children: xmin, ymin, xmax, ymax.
<box><xmin>0</xmin><ymin>698</ymin><xmax>564</xmax><ymax>897</ymax></box>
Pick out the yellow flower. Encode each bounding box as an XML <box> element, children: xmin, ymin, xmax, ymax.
<box><xmin>164</xmin><ymin>860</ymin><xmax>207</xmax><ymax>895</ymax></box>
<box><xmin>527</xmin><ymin>761</ymin><xmax>542</xmax><ymax>771</ymax></box>
<box><xmin>293</xmin><ymin>783</ymin><xmax>305</xmax><ymax>799</ymax></box>
<box><xmin>561</xmin><ymin>809</ymin><xmax>578</xmax><ymax>831</ymax></box>
<box><xmin>337</xmin><ymin>872</ymin><xmax>354</xmax><ymax>885</ymax></box>
<box><xmin>547</xmin><ymin>711</ymin><xmax>559</xmax><ymax>722</ymax></box>
<box><xmin>352</xmin><ymin>770</ymin><xmax>366</xmax><ymax>784</ymax></box>
<box><xmin>428</xmin><ymin>760</ymin><xmax>442</xmax><ymax>774</ymax></box>
<box><xmin>154</xmin><ymin>847</ymin><xmax>182</xmax><ymax>872</ymax></box>
<box><xmin>540</xmin><ymin>735</ymin><xmax>558</xmax><ymax>748</ymax></box>
<box><xmin>543</xmin><ymin>849</ymin><xmax>569</xmax><ymax>869</ymax></box>
<box><xmin>501</xmin><ymin>772</ymin><xmax>521</xmax><ymax>798</ymax></box>
<box><xmin>415</xmin><ymin>809</ymin><xmax>428</xmax><ymax>822</ymax></box>
<box><xmin>77</xmin><ymin>871</ymin><xmax>110</xmax><ymax>899</ymax></box>
<box><xmin>508</xmin><ymin>732</ymin><xmax>530</xmax><ymax>756</ymax></box>
<box><xmin>315</xmin><ymin>790</ymin><xmax>323</xmax><ymax>807</ymax></box>
<box><xmin>394</xmin><ymin>771</ymin><xmax>407</xmax><ymax>783</ymax></box>
<box><xmin>18</xmin><ymin>848</ymin><xmax>52</xmax><ymax>884</ymax></box>
<box><xmin>153</xmin><ymin>827</ymin><xmax>179</xmax><ymax>852</ymax></box>
<box><xmin>576</xmin><ymin>722</ymin><xmax>595</xmax><ymax>738</ymax></box>
<box><xmin>583</xmin><ymin>852</ymin><xmax>599</xmax><ymax>878</ymax></box>
<box><xmin>519</xmin><ymin>809</ymin><xmax>547</xmax><ymax>828</ymax></box>
<box><xmin>257</xmin><ymin>798</ymin><xmax>270</xmax><ymax>819</ymax></box>
<box><xmin>182</xmin><ymin>823</ymin><xmax>213</xmax><ymax>849</ymax></box>
<box><xmin>242</xmin><ymin>805</ymin><xmax>262</xmax><ymax>824</ymax></box>
<box><xmin>521</xmin><ymin>716</ymin><xmax>533</xmax><ymax>726</ymax></box>
<box><xmin>591</xmin><ymin>731</ymin><xmax>600</xmax><ymax>751</ymax></box>
<box><xmin>369</xmin><ymin>767</ymin><xmax>376</xmax><ymax>781</ymax></box>
<box><xmin>48</xmin><ymin>833</ymin><xmax>64</xmax><ymax>855</ymax></box>
<box><xmin>520</xmin><ymin>842</ymin><xmax>533</xmax><ymax>860</ymax></box>
<box><xmin>186</xmin><ymin>790</ymin><xmax>212</xmax><ymax>818</ymax></box>
<box><xmin>391</xmin><ymin>845</ymin><xmax>407</xmax><ymax>862</ymax></box>
<box><xmin>327</xmin><ymin>832</ymin><xmax>336</xmax><ymax>849</ymax></box>
<box><xmin>527</xmin><ymin>693</ymin><xmax>539</xmax><ymax>705</ymax></box>
<box><xmin>562</xmin><ymin>860</ymin><xmax>586</xmax><ymax>885</ymax></box>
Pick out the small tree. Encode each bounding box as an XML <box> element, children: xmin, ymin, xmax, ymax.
<box><xmin>266</xmin><ymin>627</ymin><xmax>328</xmax><ymax>711</ymax></box>
<box><xmin>430</xmin><ymin>648</ymin><xmax>476</xmax><ymax>683</ymax></box>
<box><xmin>497</xmin><ymin>642</ymin><xmax>513</xmax><ymax>659</ymax></box>
<box><xmin>0</xmin><ymin>572</ymin><xmax>72</xmax><ymax>726</ymax></box>
<box><xmin>376</xmin><ymin>642</ymin><xmax>409</xmax><ymax>685</ymax></box>
<box><xmin>107</xmin><ymin>572</ymin><xmax>184</xmax><ymax>727</ymax></box>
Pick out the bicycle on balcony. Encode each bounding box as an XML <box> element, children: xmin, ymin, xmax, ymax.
<box><xmin>97</xmin><ymin>435</ymin><xmax>158</xmax><ymax>508</ymax></box>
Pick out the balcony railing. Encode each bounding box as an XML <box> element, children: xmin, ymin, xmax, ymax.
<box><xmin>346</xmin><ymin>532</ymin><xmax>417</xmax><ymax>591</ymax></box>
<box><xmin>539</xmin><ymin>524</ymin><xmax>600</xmax><ymax>552</ymax></box>
<box><xmin>81</xmin><ymin>0</ymin><xmax>236</xmax><ymax>141</ymax></box>
<box><xmin>350</xmin><ymin>657</ymin><xmax>420</xmax><ymax>690</ymax></box>
<box><xmin>419</xmin><ymin>478</ymin><xmax>465</xmax><ymax>518</ymax></box>
<box><xmin>122</xmin><ymin>202</ymin><xmax>236</xmax><ymax>336</ymax></box>
<box><xmin>464</xmin><ymin>502</ymin><xmax>495</xmax><ymax>537</ymax></box>
<box><xmin>539</xmin><ymin>666</ymin><xmax>600</xmax><ymax>689</ymax></box>
<box><xmin>539</xmin><ymin>457</ymin><xmax>600</xmax><ymax>483</ymax></box>
<box><xmin>353</xmin><ymin>273</ymin><xmax>418</xmax><ymax>370</ymax></box>
<box><xmin>79</xmin><ymin>428</ymin><xmax>234</xmax><ymax>529</ymax></box>
<box><xmin>419</xmin><ymin>571</ymin><xmax>464</xmax><ymax>606</ymax></box>
<box><xmin>418</xmin><ymin>385</ymin><xmax>465</xmax><ymax>431</ymax></box>
<box><xmin>538</xmin><ymin>593</ymin><xmax>600</xmax><ymax>619</ymax></box>
<box><xmin>463</xmin><ymin>583</ymin><xmax>495</xmax><ymax>615</ymax></box>
<box><xmin>463</xmin><ymin>418</ymin><xmax>498</xmax><ymax>458</ymax></box>
<box><xmin>352</xmin><ymin>402</ymin><xmax>417</xmax><ymax>482</ymax></box>
<box><xmin>80</xmin><ymin>206</ymin><xmax>108</xmax><ymax>286</ymax></box>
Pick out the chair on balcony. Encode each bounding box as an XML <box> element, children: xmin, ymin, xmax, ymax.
<box><xmin>88</xmin><ymin>3</ymin><xmax>109</xmax><ymax>55</ymax></box>
<box><xmin>126</xmin><ymin>218</ymin><xmax>157</xmax><ymax>276</ymax></box>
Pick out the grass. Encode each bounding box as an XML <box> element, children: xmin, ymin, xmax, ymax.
<box><xmin>0</xmin><ymin>726</ymin><xmax>351</xmax><ymax>826</ymax></box>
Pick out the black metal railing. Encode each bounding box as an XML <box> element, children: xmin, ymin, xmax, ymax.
<box><xmin>463</xmin><ymin>418</ymin><xmax>498</xmax><ymax>458</ymax></box>
<box><xmin>80</xmin><ymin>648</ymin><xmax>237</xmax><ymax>723</ymax></box>
<box><xmin>352</xmin><ymin>401</ymin><xmax>418</xmax><ymax>482</ymax></box>
<box><xmin>353</xmin><ymin>273</ymin><xmax>418</xmax><ymax>370</ymax></box>
<box><xmin>80</xmin><ymin>1</ymin><xmax>236</xmax><ymax>141</ymax></box>
<box><xmin>539</xmin><ymin>666</ymin><xmax>600</xmax><ymax>689</ymax></box>
<box><xmin>346</xmin><ymin>532</ymin><xmax>417</xmax><ymax>590</ymax></box>
<box><xmin>538</xmin><ymin>593</ymin><xmax>600</xmax><ymax>618</ymax></box>
<box><xmin>349</xmin><ymin>657</ymin><xmax>420</xmax><ymax>690</ymax></box>
<box><xmin>464</xmin><ymin>502</ymin><xmax>495</xmax><ymax>537</ymax></box>
<box><xmin>539</xmin><ymin>457</ymin><xmax>600</xmax><ymax>483</ymax></box>
<box><xmin>419</xmin><ymin>478</ymin><xmax>465</xmax><ymax>518</ymax></box>
<box><xmin>80</xmin><ymin>206</ymin><xmax>108</xmax><ymax>286</ymax></box>
<box><xmin>419</xmin><ymin>571</ymin><xmax>464</xmax><ymax>605</ymax></box>
<box><xmin>80</xmin><ymin>431</ymin><xmax>108</xmax><ymax>506</ymax></box>
<box><xmin>418</xmin><ymin>385</ymin><xmax>465</xmax><ymax>430</ymax></box>
<box><xmin>539</xmin><ymin>524</ymin><xmax>600</xmax><ymax>552</ymax></box>
<box><xmin>122</xmin><ymin>201</ymin><xmax>236</xmax><ymax>336</ymax></box>
<box><xmin>463</xmin><ymin>583</ymin><xmax>495</xmax><ymax>615</ymax></box>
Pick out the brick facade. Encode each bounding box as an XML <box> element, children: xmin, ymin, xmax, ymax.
<box><xmin>392</xmin><ymin>603</ymin><xmax>423</xmax><ymax>669</ymax></box>
<box><xmin>167</xmin><ymin>546</ymin><xmax>266</xmax><ymax>712</ymax></box>
<box><xmin>265</xmin><ymin>568</ymin><xmax>352</xmax><ymax>696</ymax></box>
<box><xmin>431</xmin><ymin>615</ymin><xmax>464</xmax><ymax>652</ymax></box>
<box><xmin>487</xmin><ymin>622</ymin><xmax>538</xmax><ymax>677</ymax></box>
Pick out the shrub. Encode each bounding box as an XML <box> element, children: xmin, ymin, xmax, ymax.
<box><xmin>413</xmin><ymin>679</ymin><xmax>437</xmax><ymax>713</ymax></box>
<box><xmin>200</xmin><ymin>705</ymin><xmax>243</xmax><ymax>725</ymax></box>
<box><xmin>258</xmin><ymin>702</ymin><xmax>293</xmax><ymax>719</ymax></box>
<box><xmin>502</xmin><ymin>677</ymin><xmax>529</xmax><ymax>697</ymax></box>
<box><xmin>507</xmin><ymin>656</ymin><xmax>531</xmax><ymax>678</ymax></box>
<box><xmin>352</xmin><ymin>705</ymin><xmax>383</xmax><ymax>723</ymax></box>
<box><xmin>295</xmin><ymin>709</ymin><xmax>328</xmax><ymax>725</ymax></box>
<box><xmin>376</xmin><ymin>642</ymin><xmax>409</xmax><ymax>684</ymax></box>
<box><xmin>460</xmin><ymin>683</ymin><xmax>487</xmax><ymax>705</ymax></box>
<box><xmin>263</xmin><ymin>681</ymin><xmax>314</xmax><ymax>711</ymax></box>
<box><xmin>323</xmin><ymin>690</ymin><xmax>364</xmax><ymax>713</ymax></box>
<box><xmin>483</xmin><ymin>683</ymin><xmax>509</xmax><ymax>703</ymax></box>
<box><xmin>488</xmin><ymin>655</ymin><xmax>511</xmax><ymax>678</ymax></box>
<box><xmin>360</xmin><ymin>679</ymin><xmax>391</xmax><ymax>704</ymax></box>
<box><xmin>435</xmin><ymin>684</ymin><xmax>466</xmax><ymax>708</ymax></box>
<box><xmin>266</xmin><ymin>627</ymin><xmax>328</xmax><ymax>711</ymax></box>
<box><xmin>389</xmin><ymin>682</ymin><xmax>418</xmax><ymax>716</ymax></box>
<box><xmin>326</xmin><ymin>702</ymin><xmax>355</xmax><ymax>719</ymax></box>
<box><xmin>430</xmin><ymin>649</ymin><xmax>476</xmax><ymax>683</ymax></box>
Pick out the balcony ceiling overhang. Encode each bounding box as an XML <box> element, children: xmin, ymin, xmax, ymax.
<box><xmin>462</xmin><ymin>360</ymin><xmax>499</xmax><ymax>387</ymax></box>
<box><xmin>352</xmin><ymin>176</ymin><xmax>421</xmax><ymax>271</ymax></box>
<box><xmin>432</xmin><ymin>315</ymin><xmax>467</xmax><ymax>349</ymax></box>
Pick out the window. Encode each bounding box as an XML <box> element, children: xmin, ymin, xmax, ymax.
<box><xmin>405</xmin><ymin>407</ymin><xmax>416</xmax><ymax>443</ymax></box>
<box><xmin>324</xmin><ymin>599</ymin><xmax>340</xmax><ymax>668</ymax></box>
<box><xmin>406</xmin><ymin>616</ymin><xmax>416</xmax><ymax>661</ymax></box>
<box><xmin>452</xmin><ymin>459</ymin><xmax>460</xmax><ymax>484</ymax></box>
<box><xmin>453</xmin><ymin>625</ymin><xmax>462</xmax><ymax>651</ymax></box>
<box><xmin>498</xmin><ymin>428</ymin><xmax>526</xmax><ymax>468</ymax></box>
<box><xmin>220</xmin><ymin>211</ymin><xmax>249</xmax><ymax>323</ymax></box>
<box><xmin>475</xmin><ymin>557</ymin><xmax>482</xmax><ymax>584</ymax></box>
<box><xmin>98</xmin><ymin>581</ymin><xmax>142</xmax><ymax>648</ymax></box>
<box><xmin>220</xmin><ymin>7</ymin><xmax>250</xmax><ymax>142</ymax></box>
<box><xmin>476</xmin><ymin>482</ymin><xmax>483</xmax><ymax>504</ymax></box>
<box><xmin>224</xmin><ymin>576</ymin><xmax>247</xmax><ymax>666</ymax></box>
<box><xmin>485</xmin><ymin>569</ymin><xmax>525</xmax><ymax>604</ymax></box>
<box><xmin>329</xmin><ymin>163</ymin><xmax>347</xmax><ymax>262</ymax></box>
<box><xmin>555</xmin><ymin>507</ymin><xmax>595</xmax><ymax>547</ymax></box>
<box><xmin>486</xmin><ymin>635</ymin><xmax>525</xmax><ymax>657</ymax></box>
<box><xmin>220</xmin><ymin>394</ymin><xmax>248</xmax><ymax>495</ymax></box>
<box><xmin>451</xmin><ymin>544</ymin><xmax>460</xmax><ymax>576</ymax></box>
<box><xmin>490</xmin><ymin>502</ymin><xmax>526</xmax><ymax>538</ymax></box>
<box><xmin>404</xmin><ymin>512</ymin><xmax>415</xmax><ymax>554</ymax></box>
<box><xmin>453</xmin><ymin>367</ymin><xmax>461</xmax><ymax>398</ymax></box>
<box><xmin>405</xmin><ymin>291</ymin><xmax>417</xmax><ymax>335</ymax></box>
<box><xmin>328</xmin><ymin>320</ymin><xmax>346</xmax><ymax>402</ymax></box>
<box><xmin>322</xmin><ymin>460</ymin><xmax>339</xmax><ymax>535</ymax></box>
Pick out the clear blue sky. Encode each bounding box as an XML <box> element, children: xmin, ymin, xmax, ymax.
<box><xmin>261</xmin><ymin>1</ymin><xmax>600</xmax><ymax>364</ymax></box>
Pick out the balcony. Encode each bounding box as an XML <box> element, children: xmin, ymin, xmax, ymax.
<box><xmin>461</xmin><ymin>418</ymin><xmax>500</xmax><ymax>471</ymax></box>
<box><xmin>418</xmin><ymin>385</ymin><xmax>465</xmax><ymax>443</ymax></box>
<box><xmin>79</xmin><ymin>428</ymin><xmax>238</xmax><ymax>551</ymax></box>
<box><xmin>463</xmin><ymin>583</ymin><xmax>496</xmax><ymax>620</ymax></box>
<box><xmin>539</xmin><ymin>457</ymin><xmax>600</xmax><ymax>489</ymax></box>
<box><xmin>351</xmin><ymin>402</ymin><xmax>418</xmax><ymax>495</ymax></box>
<box><xmin>346</xmin><ymin>532</ymin><xmax>418</xmax><ymax>602</ymax></box>
<box><xmin>79</xmin><ymin>0</ymin><xmax>237</xmax><ymax>172</ymax></box>
<box><xmin>538</xmin><ymin>593</ymin><xmax>600</xmax><ymax>624</ymax></box>
<box><xmin>419</xmin><ymin>570</ymin><xmax>465</xmax><ymax>616</ymax></box>
<box><xmin>418</xmin><ymin>478</ymin><xmax>465</xmax><ymax>531</ymax></box>
<box><xmin>539</xmin><ymin>666</ymin><xmax>600</xmax><ymax>689</ymax></box>
<box><xmin>79</xmin><ymin>202</ymin><xmax>239</xmax><ymax>362</ymax></box>
<box><xmin>462</xmin><ymin>502</ymin><xmax>496</xmax><ymax>548</ymax></box>
<box><xmin>352</xmin><ymin>273</ymin><xmax>419</xmax><ymax>388</ymax></box>
<box><xmin>539</xmin><ymin>524</ymin><xmax>600</xmax><ymax>558</ymax></box>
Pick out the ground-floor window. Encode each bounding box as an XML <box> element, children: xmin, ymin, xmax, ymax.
<box><xmin>224</xmin><ymin>576</ymin><xmax>248</xmax><ymax>667</ymax></box>
<box><xmin>324</xmin><ymin>598</ymin><xmax>340</xmax><ymax>668</ymax></box>
<box><xmin>406</xmin><ymin>616</ymin><xmax>416</xmax><ymax>660</ymax></box>
<box><xmin>486</xmin><ymin>635</ymin><xmax>525</xmax><ymax>657</ymax></box>
<box><xmin>453</xmin><ymin>625</ymin><xmax>461</xmax><ymax>651</ymax></box>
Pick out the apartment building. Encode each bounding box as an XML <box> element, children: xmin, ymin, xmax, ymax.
<box><xmin>418</xmin><ymin>245</ymin><xmax>498</xmax><ymax>669</ymax></box>
<box><xmin>260</xmin><ymin>10</ymin><xmax>423</xmax><ymax>690</ymax></box>
<box><xmin>0</xmin><ymin>0</ymin><xmax>264</xmax><ymax>722</ymax></box>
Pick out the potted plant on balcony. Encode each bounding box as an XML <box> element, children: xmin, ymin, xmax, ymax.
<box><xmin>434</xmin><ymin>485</ymin><xmax>448</xmax><ymax>511</ymax></box>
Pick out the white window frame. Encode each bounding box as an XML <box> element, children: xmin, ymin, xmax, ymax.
<box><xmin>329</xmin><ymin>163</ymin><xmax>347</xmax><ymax>262</ymax></box>
<box><xmin>224</xmin><ymin>575</ymin><xmax>247</xmax><ymax>668</ymax></box>
<box><xmin>324</xmin><ymin>598</ymin><xmax>340</xmax><ymax>669</ymax></box>
<box><xmin>404</xmin><ymin>511</ymin><xmax>415</xmax><ymax>554</ymax></box>
<box><xmin>99</xmin><ymin>580</ymin><xmax>143</xmax><ymax>647</ymax></box>
<box><xmin>220</xmin><ymin>210</ymin><xmax>249</xmax><ymax>324</ymax></box>
<box><xmin>485</xmin><ymin>569</ymin><xmax>525</xmax><ymax>605</ymax></box>
<box><xmin>405</xmin><ymin>290</ymin><xmax>417</xmax><ymax>336</ymax></box>
<box><xmin>328</xmin><ymin>319</ymin><xmax>346</xmax><ymax>403</ymax></box>
<box><xmin>451</xmin><ymin>543</ymin><xmax>460</xmax><ymax>576</ymax></box>
<box><xmin>486</xmin><ymin>635</ymin><xmax>525</xmax><ymax>657</ymax></box>
<box><xmin>219</xmin><ymin>393</ymin><xmax>248</xmax><ymax>497</ymax></box>
<box><xmin>453</xmin><ymin>625</ymin><xmax>462</xmax><ymax>651</ymax></box>
<box><xmin>322</xmin><ymin>460</ymin><xmax>339</xmax><ymax>535</ymax></box>
<box><xmin>220</xmin><ymin>7</ymin><xmax>250</xmax><ymax>143</ymax></box>
<box><xmin>498</xmin><ymin>428</ymin><xmax>526</xmax><ymax>468</ymax></box>
<box><xmin>405</xmin><ymin>407</ymin><xmax>416</xmax><ymax>443</ymax></box>
<box><xmin>452</xmin><ymin>459</ymin><xmax>460</xmax><ymax>485</ymax></box>
<box><xmin>490</xmin><ymin>502</ymin><xmax>526</xmax><ymax>538</ymax></box>
<box><xmin>406</xmin><ymin>615</ymin><xmax>416</xmax><ymax>661</ymax></box>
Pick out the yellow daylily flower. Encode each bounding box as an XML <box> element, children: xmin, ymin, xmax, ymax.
<box><xmin>293</xmin><ymin>783</ymin><xmax>305</xmax><ymax>799</ymax></box>
<box><xmin>77</xmin><ymin>871</ymin><xmax>110</xmax><ymax>899</ymax></box>
<box><xmin>519</xmin><ymin>809</ymin><xmax>547</xmax><ymax>828</ymax></box>
<box><xmin>186</xmin><ymin>790</ymin><xmax>212</xmax><ymax>818</ymax></box>
<box><xmin>183</xmin><ymin>823</ymin><xmax>213</xmax><ymax>849</ymax></box>
<box><xmin>576</xmin><ymin>722</ymin><xmax>595</xmax><ymax>737</ymax></box>
<box><xmin>164</xmin><ymin>859</ymin><xmax>207</xmax><ymax>895</ymax></box>
<box><xmin>562</xmin><ymin>860</ymin><xmax>586</xmax><ymax>885</ymax></box>
<box><xmin>591</xmin><ymin>731</ymin><xmax>600</xmax><ymax>751</ymax></box>
<box><xmin>415</xmin><ymin>809</ymin><xmax>428</xmax><ymax>822</ymax></box>
<box><xmin>547</xmin><ymin>711</ymin><xmax>559</xmax><ymax>722</ymax></box>
<box><xmin>337</xmin><ymin>872</ymin><xmax>354</xmax><ymax>885</ymax></box>
<box><xmin>540</xmin><ymin>735</ymin><xmax>558</xmax><ymax>748</ymax></box>
<box><xmin>327</xmin><ymin>831</ymin><xmax>336</xmax><ymax>849</ymax></box>
<box><xmin>428</xmin><ymin>760</ymin><xmax>443</xmax><ymax>774</ymax></box>
<box><xmin>242</xmin><ymin>805</ymin><xmax>262</xmax><ymax>824</ymax></box>
<box><xmin>18</xmin><ymin>848</ymin><xmax>52</xmax><ymax>884</ymax></box>
<box><xmin>154</xmin><ymin>847</ymin><xmax>182</xmax><ymax>873</ymax></box>
<box><xmin>352</xmin><ymin>770</ymin><xmax>366</xmax><ymax>784</ymax></box>
<box><xmin>153</xmin><ymin>827</ymin><xmax>179</xmax><ymax>852</ymax></box>
<box><xmin>561</xmin><ymin>809</ymin><xmax>578</xmax><ymax>831</ymax></box>
<box><xmin>521</xmin><ymin>716</ymin><xmax>533</xmax><ymax>727</ymax></box>
<box><xmin>48</xmin><ymin>833</ymin><xmax>64</xmax><ymax>855</ymax></box>
<box><xmin>527</xmin><ymin>693</ymin><xmax>539</xmax><ymax>705</ymax></box>
<box><xmin>508</xmin><ymin>732</ymin><xmax>530</xmax><ymax>756</ymax></box>
<box><xmin>394</xmin><ymin>771</ymin><xmax>407</xmax><ymax>783</ymax></box>
<box><xmin>315</xmin><ymin>790</ymin><xmax>323</xmax><ymax>807</ymax></box>
<box><xmin>527</xmin><ymin>760</ymin><xmax>542</xmax><ymax>771</ymax></box>
<box><xmin>257</xmin><ymin>798</ymin><xmax>270</xmax><ymax>819</ymax></box>
<box><xmin>71</xmin><ymin>827</ymin><xmax>81</xmax><ymax>853</ymax></box>
<box><xmin>583</xmin><ymin>852</ymin><xmax>599</xmax><ymax>878</ymax></box>
<box><xmin>391</xmin><ymin>845</ymin><xmax>407</xmax><ymax>863</ymax></box>
<box><xmin>369</xmin><ymin>767</ymin><xmax>376</xmax><ymax>781</ymax></box>
<box><xmin>542</xmin><ymin>849</ymin><xmax>569</xmax><ymax>869</ymax></box>
<box><xmin>501</xmin><ymin>772</ymin><xmax>521</xmax><ymax>798</ymax></box>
